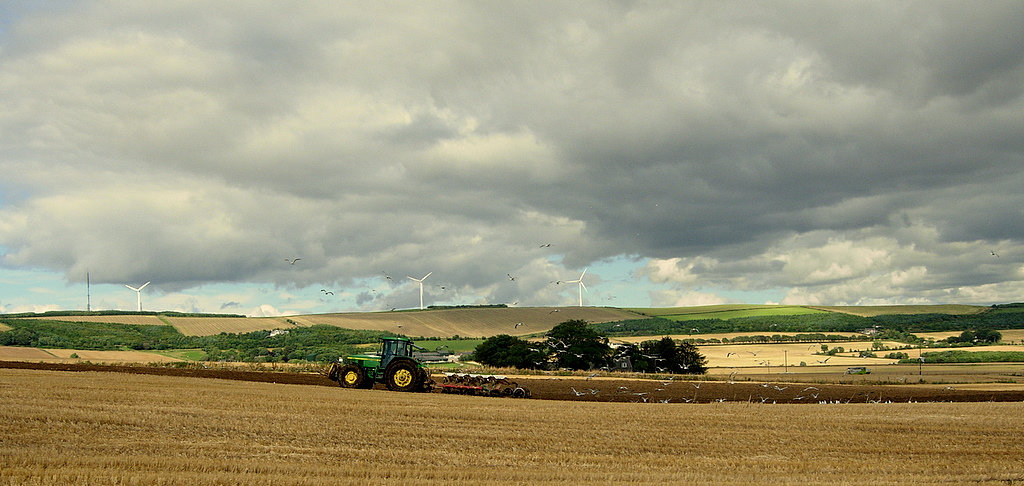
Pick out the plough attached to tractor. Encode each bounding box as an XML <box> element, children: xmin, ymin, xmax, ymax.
<box><xmin>436</xmin><ymin>373</ymin><xmax>531</xmax><ymax>398</ymax></box>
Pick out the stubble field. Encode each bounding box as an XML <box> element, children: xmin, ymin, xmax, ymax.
<box><xmin>2</xmin><ymin>367</ymin><xmax>1024</xmax><ymax>485</ymax></box>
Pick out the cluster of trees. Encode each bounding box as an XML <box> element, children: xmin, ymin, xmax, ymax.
<box><xmin>620</xmin><ymin>337</ymin><xmax>707</xmax><ymax>374</ymax></box>
<box><xmin>907</xmin><ymin>350</ymin><xmax>1024</xmax><ymax>364</ymax></box>
<box><xmin>712</xmin><ymin>333</ymin><xmax>870</xmax><ymax>344</ymax></box>
<box><xmin>943</xmin><ymin>329</ymin><xmax>1002</xmax><ymax>344</ymax></box>
<box><xmin>472</xmin><ymin>320</ymin><xmax>707</xmax><ymax>374</ymax></box>
<box><xmin>593</xmin><ymin>313</ymin><xmax>874</xmax><ymax>336</ymax></box>
<box><xmin>0</xmin><ymin>318</ymin><xmax>389</xmax><ymax>363</ymax></box>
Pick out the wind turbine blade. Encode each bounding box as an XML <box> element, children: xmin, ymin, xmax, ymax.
<box><xmin>580</xmin><ymin>282</ymin><xmax>588</xmax><ymax>292</ymax></box>
<box><xmin>580</xmin><ymin>268</ymin><xmax>587</xmax><ymax>278</ymax></box>
<box><xmin>407</xmin><ymin>276</ymin><xmax>418</xmax><ymax>282</ymax></box>
<box><xmin>125</xmin><ymin>284</ymin><xmax>135</xmax><ymax>291</ymax></box>
<box><xmin>422</xmin><ymin>272</ymin><xmax>432</xmax><ymax>280</ymax></box>
<box><xmin>139</xmin><ymin>281</ymin><xmax>150</xmax><ymax>290</ymax></box>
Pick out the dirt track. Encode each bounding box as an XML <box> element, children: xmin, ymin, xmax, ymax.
<box><xmin>5</xmin><ymin>360</ymin><xmax>1024</xmax><ymax>404</ymax></box>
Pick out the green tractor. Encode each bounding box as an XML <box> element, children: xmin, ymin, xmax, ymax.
<box><xmin>327</xmin><ymin>337</ymin><xmax>434</xmax><ymax>392</ymax></box>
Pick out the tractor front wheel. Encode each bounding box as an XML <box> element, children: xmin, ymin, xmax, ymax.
<box><xmin>338</xmin><ymin>364</ymin><xmax>368</xmax><ymax>389</ymax></box>
<box><xmin>384</xmin><ymin>360</ymin><xmax>423</xmax><ymax>392</ymax></box>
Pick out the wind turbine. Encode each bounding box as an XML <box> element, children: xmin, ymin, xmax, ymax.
<box><xmin>125</xmin><ymin>281</ymin><xmax>150</xmax><ymax>311</ymax></box>
<box><xmin>566</xmin><ymin>268</ymin><xmax>587</xmax><ymax>307</ymax></box>
<box><xmin>407</xmin><ymin>272</ymin><xmax>432</xmax><ymax>310</ymax></box>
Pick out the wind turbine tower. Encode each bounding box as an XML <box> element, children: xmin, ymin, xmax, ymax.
<box><xmin>567</xmin><ymin>268</ymin><xmax>588</xmax><ymax>307</ymax></box>
<box><xmin>407</xmin><ymin>272</ymin><xmax>432</xmax><ymax>310</ymax></box>
<box><xmin>125</xmin><ymin>281</ymin><xmax>150</xmax><ymax>312</ymax></box>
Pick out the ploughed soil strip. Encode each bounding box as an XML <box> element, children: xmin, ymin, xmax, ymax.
<box><xmin>3</xmin><ymin>360</ymin><xmax>1023</xmax><ymax>404</ymax></box>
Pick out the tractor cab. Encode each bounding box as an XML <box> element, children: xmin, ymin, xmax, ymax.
<box><xmin>379</xmin><ymin>337</ymin><xmax>413</xmax><ymax>369</ymax></box>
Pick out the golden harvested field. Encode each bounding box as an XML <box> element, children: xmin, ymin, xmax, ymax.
<box><xmin>165</xmin><ymin>316</ymin><xmax>295</xmax><ymax>336</ymax></box>
<box><xmin>21</xmin><ymin>314</ymin><xmax>168</xmax><ymax>326</ymax></box>
<box><xmin>0</xmin><ymin>346</ymin><xmax>182</xmax><ymax>363</ymax></box>
<box><xmin>0</xmin><ymin>346</ymin><xmax>58</xmax><ymax>360</ymax></box>
<box><xmin>288</xmin><ymin>306</ymin><xmax>645</xmax><ymax>338</ymax></box>
<box><xmin>701</xmin><ymin>342</ymin><xmax>1024</xmax><ymax>369</ymax></box>
<box><xmin>2</xmin><ymin>369</ymin><xmax>1023</xmax><ymax>485</ymax></box>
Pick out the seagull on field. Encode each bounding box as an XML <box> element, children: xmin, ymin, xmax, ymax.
<box><xmin>570</xmin><ymin>387</ymin><xmax>587</xmax><ymax>396</ymax></box>
<box><xmin>818</xmin><ymin>357</ymin><xmax>831</xmax><ymax>363</ymax></box>
<box><xmin>514</xmin><ymin>322</ymin><xmax>524</xmax><ymax>329</ymax></box>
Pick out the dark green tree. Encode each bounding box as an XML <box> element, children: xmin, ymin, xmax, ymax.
<box><xmin>473</xmin><ymin>334</ymin><xmax>547</xmax><ymax>369</ymax></box>
<box><xmin>637</xmin><ymin>337</ymin><xmax>707</xmax><ymax>374</ymax></box>
<box><xmin>975</xmin><ymin>329</ymin><xmax>1002</xmax><ymax>343</ymax></box>
<box><xmin>545</xmin><ymin>319</ymin><xmax>613</xmax><ymax>370</ymax></box>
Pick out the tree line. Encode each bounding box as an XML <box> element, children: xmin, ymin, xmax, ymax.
<box><xmin>0</xmin><ymin>318</ymin><xmax>389</xmax><ymax>363</ymax></box>
<box><xmin>592</xmin><ymin>304</ymin><xmax>1024</xmax><ymax>337</ymax></box>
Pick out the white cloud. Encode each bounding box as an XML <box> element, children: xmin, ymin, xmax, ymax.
<box><xmin>649</xmin><ymin>289</ymin><xmax>732</xmax><ymax>308</ymax></box>
<box><xmin>1</xmin><ymin>2</ymin><xmax>1023</xmax><ymax>310</ymax></box>
<box><xmin>249</xmin><ymin>304</ymin><xmax>295</xmax><ymax>318</ymax></box>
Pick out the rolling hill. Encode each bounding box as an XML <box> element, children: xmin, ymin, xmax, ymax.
<box><xmin>13</xmin><ymin>307</ymin><xmax>647</xmax><ymax>338</ymax></box>
<box><xmin>285</xmin><ymin>306</ymin><xmax>646</xmax><ymax>338</ymax></box>
<box><xmin>6</xmin><ymin>304</ymin><xmax>1008</xmax><ymax>339</ymax></box>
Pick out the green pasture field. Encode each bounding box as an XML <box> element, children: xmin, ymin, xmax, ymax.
<box><xmin>628</xmin><ymin>304</ymin><xmax>826</xmax><ymax>321</ymax></box>
<box><xmin>416</xmin><ymin>338</ymin><xmax>484</xmax><ymax>352</ymax></box>
<box><xmin>807</xmin><ymin>304</ymin><xmax>987</xmax><ymax>317</ymax></box>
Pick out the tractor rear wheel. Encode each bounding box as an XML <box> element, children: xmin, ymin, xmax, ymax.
<box><xmin>338</xmin><ymin>364</ymin><xmax>367</xmax><ymax>389</ymax></box>
<box><xmin>384</xmin><ymin>359</ymin><xmax>423</xmax><ymax>392</ymax></box>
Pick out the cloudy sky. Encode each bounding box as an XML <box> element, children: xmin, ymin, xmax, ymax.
<box><xmin>1</xmin><ymin>2</ymin><xmax>1022</xmax><ymax>316</ymax></box>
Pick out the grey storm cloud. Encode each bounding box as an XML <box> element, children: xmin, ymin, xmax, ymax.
<box><xmin>1</xmin><ymin>1</ymin><xmax>1023</xmax><ymax>308</ymax></box>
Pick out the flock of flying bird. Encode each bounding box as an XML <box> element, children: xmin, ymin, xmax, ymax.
<box><xmin>563</xmin><ymin>376</ymin><xmax>958</xmax><ymax>404</ymax></box>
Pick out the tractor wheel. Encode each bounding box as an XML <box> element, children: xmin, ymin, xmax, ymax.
<box><xmin>338</xmin><ymin>364</ymin><xmax>367</xmax><ymax>389</ymax></box>
<box><xmin>384</xmin><ymin>359</ymin><xmax>423</xmax><ymax>392</ymax></box>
